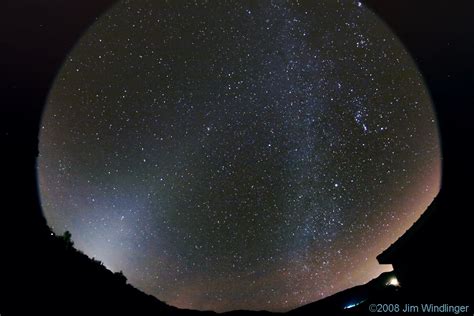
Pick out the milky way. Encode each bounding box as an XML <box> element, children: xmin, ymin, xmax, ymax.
<box><xmin>38</xmin><ymin>0</ymin><xmax>441</xmax><ymax>312</ymax></box>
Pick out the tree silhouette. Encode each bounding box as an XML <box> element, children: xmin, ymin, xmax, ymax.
<box><xmin>114</xmin><ymin>270</ymin><xmax>127</xmax><ymax>284</ymax></box>
<box><xmin>61</xmin><ymin>230</ymin><xmax>74</xmax><ymax>248</ymax></box>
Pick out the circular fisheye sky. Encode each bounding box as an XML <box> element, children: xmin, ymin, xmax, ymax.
<box><xmin>38</xmin><ymin>0</ymin><xmax>441</xmax><ymax>312</ymax></box>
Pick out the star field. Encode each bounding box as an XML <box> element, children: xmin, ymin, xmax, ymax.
<box><xmin>38</xmin><ymin>0</ymin><xmax>440</xmax><ymax>312</ymax></box>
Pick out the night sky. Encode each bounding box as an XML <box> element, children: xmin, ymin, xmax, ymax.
<box><xmin>38</xmin><ymin>0</ymin><xmax>441</xmax><ymax>312</ymax></box>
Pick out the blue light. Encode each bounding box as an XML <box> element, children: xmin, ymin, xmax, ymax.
<box><xmin>344</xmin><ymin>299</ymin><xmax>366</xmax><ymax>309</ymax></box>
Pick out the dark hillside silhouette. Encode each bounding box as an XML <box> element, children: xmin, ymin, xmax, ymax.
<box><xmin>5</xmin><ymin>228</ymin><xmax>203</xmax><ymax>315</ymax></box>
